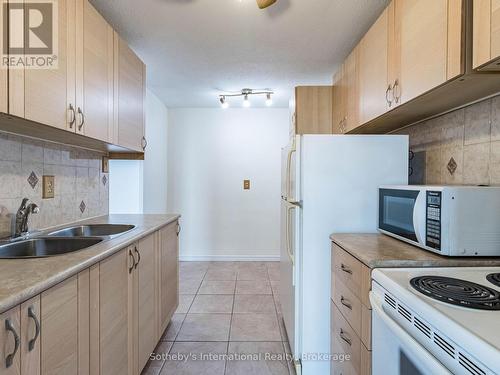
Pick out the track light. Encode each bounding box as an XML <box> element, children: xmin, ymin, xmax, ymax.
<box><xmin>243</xmin><ymin>94</ymin><xmax>251</xmax><ymax>107</ymax></box>
<box><xmin>218</xmin><ymin>89</ymin><xmax>273</xmax><ymax>108</ymax></box>
<box><xmin>265</xmin><ymin>93</ymin><xmax>273</xmax><ymax>106</ymax></box>
<box><xmin>220</xmin><ymin>96</ymin><xmax>229</xmax><ymax>109</ymax></box>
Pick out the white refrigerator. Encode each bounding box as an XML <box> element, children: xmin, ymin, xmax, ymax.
<box><xmin>280</xmin><ymin>135</ymin><xmax>409</xmax><ymax>375</ymax></box>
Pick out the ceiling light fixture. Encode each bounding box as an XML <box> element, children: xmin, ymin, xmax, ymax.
<box><xmin>265</xmin><ymin>93</ymin><xmax>273</xmax><ymax>106</ymax></box>
<box><xmin>220</xmin><ymin>96</ymin><xmax>229</xmax><ymax>109</ymax></box>
<box><xmin>218</xmin><ymin>88</ymin><xmax>274</xmax><ymax>108</ymax></box>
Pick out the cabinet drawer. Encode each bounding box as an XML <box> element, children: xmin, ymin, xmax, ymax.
<box><xmin>332</xmin><ymin>275</ymin><xmax>362</xmax><ymax>338</ymax></box>
<box><xmin>331</xmin><ymin>301</ymin><xmax>361</xmax><ymax>375</ymax></box>
<box><xmin>332</xmin><ymin>244</ymin><xmax>371</xmax><ymax>306</ymax></box>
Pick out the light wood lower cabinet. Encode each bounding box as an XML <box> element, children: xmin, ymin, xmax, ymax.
<box><xmin>0</xmin><ymin>222</ymin><xmax>179</xmax><ymax>375</ymax></box>
<box><xmin>331</xmin><ymin>243</ymin><xmax>372</xmax><ymax>375</ymax></box>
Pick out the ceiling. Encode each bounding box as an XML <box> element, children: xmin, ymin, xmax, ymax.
<box><xmin>91</xmin><ymin>0</ymin><xmax>389</xmax><ymax>108</ymax></box>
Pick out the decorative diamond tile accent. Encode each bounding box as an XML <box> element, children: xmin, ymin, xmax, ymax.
<box><xmin>27</xmin><ymin>171</ymin><xmax>39</xmax><ymax>189</ymax></box>
<box><xmin>79</xmin><ymin>200</ymin><xmax>86</xmax><ymax>213</ymax></box>
<box><xmin>447</xmin><ymin>157</ymin><xmax>458</xmax><ymax>175</ymax></box>
<box><xmin>102</xmin><ymin>175</ymin><xmax>107</xmax><ymax>186</ymax></box>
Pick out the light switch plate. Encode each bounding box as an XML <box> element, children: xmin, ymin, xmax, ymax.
<box><xmin>42</xmin><ymin>176</ymin><xmax>55</xmax><ymax>199</ymax></box>
<box><xmin>243</xmin><ymin>179</ymin><xmax>250</xmax><ymax>190</ymax></box>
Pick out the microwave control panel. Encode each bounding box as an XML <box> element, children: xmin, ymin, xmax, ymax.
<box><xmin>426</xmin><ymin>191</ymin><xmax>442</xmax><ymax>250</ymax></box>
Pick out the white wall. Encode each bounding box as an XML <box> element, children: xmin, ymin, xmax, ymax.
<box><xmin>109</xmin><ymin>89</ymin><xmax>168</xmax><ymax>214</ymax></box>
<box><xmin>167</xmin><ymin>108</ymin><xmax>289</xmax><ymax>261</ymax></box>
<box><xmin>143</xmin><ymin>89</ymin><xmax>169</xmax><ymax>213</ymax></box>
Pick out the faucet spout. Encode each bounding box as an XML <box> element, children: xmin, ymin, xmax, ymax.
<box><xmin>15</xmin><ymin>198</ymin><xmax>39</xmax><ymax>238</ymax></box>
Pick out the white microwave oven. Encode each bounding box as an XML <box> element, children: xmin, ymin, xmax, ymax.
<box><xmin>378</xmin><ymin>185</ymin><xmax>500</xmax><ymax>256</ymax></box>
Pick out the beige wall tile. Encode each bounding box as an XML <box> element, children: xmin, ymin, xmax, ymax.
<box><xmin>463</xmin><ymin>143</ymin><xmax>490</xmax><ymax>185</ymax></box>
<box><xmin>441</xmin><ymin>146</ymin><xmax>463</xmax><ymax>185</ymax></box>
<box><xmin>439</xmin><ymin>109</ymin><xmax>464</xmax><ymax>147</ymax></box>
<box><xmin>425</xmin><ymin>148</ymin><xmax>442</xmax><ymax>184</ymax></box>
<box><xmin>489</xmin><ymin>141</ymin><xmax>500</xmax><ymax>185</ymax></box>
<box><xmin>464</xmin><ymin>99</ymin><xmax>491</xmax><ymax>145</ymax></box>
<box><xmin>491</xmin><ymin>95</ymin><xmax>500</xmax><ymax>142</ymax></box>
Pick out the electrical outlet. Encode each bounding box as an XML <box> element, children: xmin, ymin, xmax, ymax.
<box><xmin>243</xmin><ymin>179</ymin><xmax>250</xmax><ymax>190</ymax></box>
<box><xmin>42</xmin><ymin>176</ymin><xmax>55</xmax><ymax>199</ymax></box>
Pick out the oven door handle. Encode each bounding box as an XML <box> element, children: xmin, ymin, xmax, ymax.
<box><xmin>369</xmin><ymin>292</ymin><xmax>453</xmax><ymax>375</ymax></box>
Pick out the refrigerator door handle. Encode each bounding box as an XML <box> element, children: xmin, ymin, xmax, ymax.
<box><xmin>286</xmin><ymin>143</ymin><xmax>296</xmax><ymax>199</ymax></box>
<box><xmin>286</xmin><ymin>204</ymin><xmax>296</xmax><ymax>266</ymax></box>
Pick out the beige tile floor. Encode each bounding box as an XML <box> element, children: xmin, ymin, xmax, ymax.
<box><xmin>141</xmin><ymin>261</ymin><xmax>296</xmax><ymax>375</ymax></box>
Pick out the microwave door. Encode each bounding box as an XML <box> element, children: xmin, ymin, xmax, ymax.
<box><xmin>379</xmin><ymin>189</ymin><xmax>420</xmax><ymax>243</ymax></box>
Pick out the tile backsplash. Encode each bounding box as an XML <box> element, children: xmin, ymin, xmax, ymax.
<box><xmin>395</xmin><ymin>95</ymin><xmax>500</xmax><ymax>186</ymax></box>
<box><xmin>0</xmin><ymin>132</ymin><xmax>109</xmax><ymax>238</ymax></box>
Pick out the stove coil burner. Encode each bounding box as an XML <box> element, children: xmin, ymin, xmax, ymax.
<box><xmin>410</xmin><ymin>276</ymin><xmax>500</xmax><ymax>310</ymax></box>
<box><xmin>486</xmin><ymin>273</ymin><xmax>500</xmax><ymax>288</ymax></box>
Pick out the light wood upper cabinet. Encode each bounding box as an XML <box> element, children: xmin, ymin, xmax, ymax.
<box><xmin>99</xmin><ymin>248</ymin><xmax>130</xmax><ymax>375</ymax></box>
<box><xmin>114</xmin><ymin>33</ymin><xmax>146</xmax><ymax>152</ymax></box>
<box><xmin>0</xmin><ymin>306</ymin><xmax>20</xmax><ymax>375</ymax></box>
<box><xmin>294</xmin><ymin>86</ymin><xmax>333</xmax><ymax>134</ymax></box>
<box><xmin>76</xmin><ymin>0</ymin><xmax>114</xmax><ymax>142</ymax></box>
<box><xmin>393</xmin><ymin>0</ymin><xmax>461</xmax><ymax>106</ymax></box>
<box><xmin>15</xmin><ymin>0</ymin><xmax>76</xmax><ymax>131</ymax></box>
<box><xmin>40</xmin><ymin>276</ymin><xmax>79</xmax><ymax>375</ymax></box>
<box><xmin>359</xmin><ymin>6</ymin><xmax>390</xmax><ymax>124</ymax></box>
<box><xmin>473</xmin><ymin>0</ymin><xmax>500</xmax><ymax>69</ymax></box>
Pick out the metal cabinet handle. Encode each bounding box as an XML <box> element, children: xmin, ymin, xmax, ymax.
<box><xmin>27</xmin><ymin>306</ymin><xmax>40</xmax><ymax>351</ymax></box>
<box><xmin>385</xmin><ymin>84</ymin><xmax>393</xmax><ymax>107</ymax></box>
<box><xmin>340</xmin><ymin>296</ymin><xmax>352</xmax><ymax>310</ymax></box>
<box><xmin>77</xmin><ymin>107</ymin><xmax>85</xmax><ymax>130</ymax></box>
<box><xmin>141</xmin><ymin>136</ymin><xmax>148</xmax><ymax>151</ymax></box>
<box><xmin>5</xmin><ymin>319</ymin><xmax>20</xmax><ymax>368</ymax></box>
<box><xmin>176</xmin><ymin>223</ymin><xmax>181</xmax><ymax>236</ymax></box>
<box><xmin>393</xmin><ymin>79</ymin><xmax>401</xmax><ymax>104</ymax></box>
<box><xmin>339</xmin><ymin>329</ymin><xmax>352</xmax><ymax>346</ymax></box>
<box><xmin>134</xmin><ymin>247</ymin><xmax>140</xmax><ymax>269</ymax></box>
<box><xmin>340</xmin><ymin>263</ymin><xmax>353</xmax><ymax>274</ymax></box>
<box><xmin>128</xmin><ymin>249</ymin><xmax>135</xmax><ymax>274</ymax></box>
<box><xmin>68</xmin><ymin>104</ymin><xmax>76</xmax><ymax>128</ymax></box>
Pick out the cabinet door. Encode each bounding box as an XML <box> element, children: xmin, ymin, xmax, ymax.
<box><xmin>359</xmin><ymin>6</ymin><xmax>390</xmax><ymax>124</ymax></box>
<box><xmin>332</xmin><ymin>69</ymin><xmax>343</xmax><ymax>134</ymax></box>
<box><xmin>344</xmin><ymin>47</ymin><xmax>359</xmax><ymax>132</ymax></box>
<box><xmin>114</xmin><ymin>33</ymin><xmax>145</xmax><ymax>152</ymax></box>
<box><xmin>294</xmin><ymin>86</ymin><xmax>333</xmax><ymax>134</ymax></box>
<box><xmin>20</xmin><ymin>297</ymin><xmax>40</xmax><ymax>375</ymax></box>
<box><xmin>0</xmin><ymin>0</ymin><xmax>6</xmax><ymax>114</ymax></box>
<box><xmin>0</xmin><ymin>306</ymin><xmax>21</xmax><ymax>375</ymax></box>
<box><xmin>77</xmin><ymin>0</ymin><xmax>114</xmax><ymax>141</ymax></box>
<box><xmin>473</xmin><ymin>0</ymin><xmax>500</xmax><ymax>69</ymax></box>
<box><xmin>394</xmin><ymin>0</ymin><xmax>450</xmax><ymax>105</ymax></box>
<box><xmin>99</xmin><ymin>248</ymin><xmax>130</xmax><ymax>375</ymax></box>
<box><xmin>22</xmin><ymin>0</ymin><xmax>76</xmax><ymax>131</ymax></box>
<box><xmin>159</xmin><ymin>222</ymin><xmax>179</xmax><ymax>335</ymax></box>
<box><xmin>137</xmin><ymin>234</ymin><xmax>157</xmax><ymax>372</ymax></box>
<box><xmin>40</xmin><ymin>276</ymin><xmax>79</xmax><ymax>375</ymax></box>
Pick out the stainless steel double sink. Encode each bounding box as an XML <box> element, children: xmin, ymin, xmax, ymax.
<box><xmin>0</xmin><ymin>224</ymin><xmax>135</xmax><ymax>259</ymax></box>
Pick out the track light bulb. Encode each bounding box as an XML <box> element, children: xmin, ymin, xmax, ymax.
<box><xmin>266</xmin><ymin>93</ymin><xmax>273</xmax><ymax>106</ymax></box>
<box><xmin>243</xmin><ymin>94</ymin><xmax>251</xmax><ymax>107</ymax></box>
<box><xmin>220</xmin><ymin>96</ymin><xmax>229</xmax><ymax>109</ymax></box>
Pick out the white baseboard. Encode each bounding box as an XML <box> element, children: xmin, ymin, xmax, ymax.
<box><xmin>179</xmin><ymin>254</ymin><xmax>280</xmax><ymax>262</ymax></box>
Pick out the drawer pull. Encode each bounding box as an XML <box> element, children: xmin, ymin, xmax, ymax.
<box><xmin>340</xmin><ymin>296</ymin><xmax>352</xmax><ymax>310</ymax></box>
<box><xmin>5</xmin><ymin>319</ymin><xmax>19</xmax><ymax>368</ymax></box>
<box><xmin>339</xmin><ymin>329</ymin><xmax>352</xmax><ymax>346</ymax></box>
<box><xmin>128</xmin><ymin>249</ymin><xmax>135</xmax><ymax>274</ymax></box>
<box><xmin>340</xmin><ymin>263</ymin><xmax>353</xmax><ymax>274</ymax></box>
<box><xmin>27</xmin><ymin>306</ymin><xmax>40</xmax><ymax>351</ymax></box>
<box><xmin>134</xmin><ymin>247</ymin><xmax>141</xmax><ymax>269</ymax></box>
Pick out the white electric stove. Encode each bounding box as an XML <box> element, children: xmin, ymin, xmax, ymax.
<box><xmin>370</xmin><ymin>267</ymin><xmax>500</xmax><ymax>375</ymax></box>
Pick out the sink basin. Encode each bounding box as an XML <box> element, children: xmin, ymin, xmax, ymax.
<box><xmin>47</xmin><ymin>224</ymin><xmax>135</xmax><ymax>238</ymax></box>
<box><xmin>0</xmin><ymin>238</ymin><xmax>103</xmax><ymax>258</ymax></box>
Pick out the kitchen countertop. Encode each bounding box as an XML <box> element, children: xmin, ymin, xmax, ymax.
<box><xmin>0</xmin><ymin>214</ymin><xmax>180</xmax><ymax>313</ymax></box>
<box><xmin>331</xmin><ymin>233</ymin><xmax>500</xmax><ymax>269</ymax></box>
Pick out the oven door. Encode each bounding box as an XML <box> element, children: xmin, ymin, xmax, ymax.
<box><xmin>370</xmin><ymin>292</ymin><xmax>452</xmax><ymax>375</ymax></box>
<box><xmin>379</xmin><ymin>188</ymin><xmax>424</xmax><ymax>245</ymax></box>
